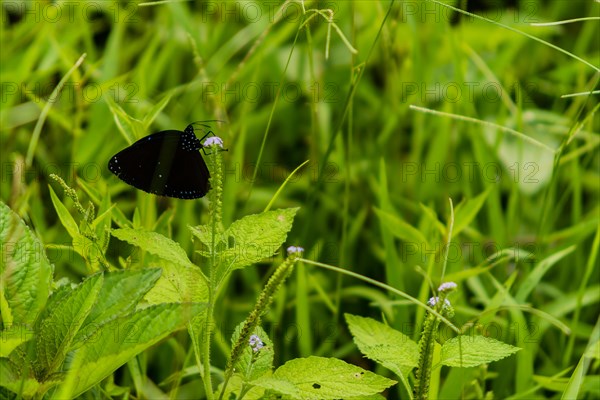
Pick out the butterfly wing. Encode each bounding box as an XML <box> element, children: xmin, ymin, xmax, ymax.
<box><xmin>108</xmin><ymin>129</ymin><xmax>210</xmax><ymax>199</ymax></box>
<box><xmin>162</xmin><ymin>148</ymin><xmax>210</xmax><ymax>199</ymax></box>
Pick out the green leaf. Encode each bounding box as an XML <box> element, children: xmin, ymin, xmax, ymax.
<box><xmin>515</xmin><ymin>246</ymin><xmax>575</xmax><ymax>302</ymax></box>
<box><xmin>584</xmin><ymin>339</ymin><xmax>600</xmax><ymax>359</ymax></box>
<box><xmin>35</xmin><ymin>284</ymin><xmax>71</xmax><ymax>325</ymax></box>
<box><xmin>0</xmin><ymin>358</ymin><xmax>40</xmax><ymax>397</ymax></box>
<box><xmin>74</xmin><ymin>269</ymin><xmax>162</xmax><ymax>343</ymax></box>
<box><xmin>0</xmin><ymin>325</ymin><xmax>33</xmax><ymax>357</ymax></box>
<box><xmin>373</xmin><ymin>208</ymin><xmax>429</xmax><ymax>246</ymax></box>
<box><xmin>452</xmin><ymin>188</ymin><xmax>491</xmax><ymax>236</ymax></box>
<box><xmin>441</xmin><ymin>336</ymin><xmax>521</xmax><ymax>367</ymax></box>
<box><xmin>188</xmin><ymin>224</ymin><xmax>220</xmax><ymax>248</ymax></box>
<box><xmin>105</xmin><ymin>95</ymin><xmax>139</xmax><ymax>144</ymax></box>
<box><xmin>48</xmin><ymin>186</ymin><xmax>79</xmax><ymax>238</ymax></box>
<box><xmin>111</xmin><ymin>228</ymin><xmax>196</xmax><ymax>269</ymax></box>
<box><xmin>563</xmin><ymin>339</ymin><xmax>600</xmax><ymax>399</ymax></box>
<box><xmin>143</xmin><ymin>262</ymin><xmax>208</xmax><ymax>304</ymax></box>
<box><xmin>225</xmin><ymin>208</ymin><xmax>298</xmax><ymax>268</ymax></box>
<box><xmin>35</xmin><ymin>274</ymin><xmax>103</xmax><ymax>378</ymax></box>
<box><xmin>92</xmin><ymin>203</ymin><xmax>113</xmax><ymax>253</ymax></box>
<box><xmin>232</xmin><ymin>324</ymin><xmax>273</xmax><ymax>382</ymax></box>
<box><xmin>216</xmin><ymin>373</ymin><xmax>267</xmax><ymax>400</ymax></box>
<box><xmin>64</xmin><ymin>302</ymin><xmax>206</xmax><ymax>398</ymax></box>
<box><xmin>143</xmin><ymin>94</ymin><xmax>172</xmax><ymax>129</ymax></box>
<box><xmin>418</xmin><ymin>203</ymin><xmax>446</xmax><ymax>235</ymax></box>
<box><xmin>251</xmin><ymin>376</ymin><xmax>300</xmax><ymax>397</ymax></box>
<box><xmin>191</xmin><ymin>208</ymin><xmax>298</xmax><ymax>279</ymax></box>
<box><xmin>72</xmin><ymin>233</ymin><xmax>102</xmax><ymax>271</ymax></box>
<box><xmin>483</xmin><ymin>110</ymin><xmax>557</xmax><ymax>195</ymax></box>
<box><xmin>267</xmin><ymin>356</ymin><xmax>396</xmax><ymax>399</ymax></box>
<box><xmin>49</xmin><ymin>186</ymin><xmax>105</xmax><ymax>271</ymax></box>
<box><xmin>345</xmin><ymin>314</ymin><xmax>418</xmax><ymax>375</ymax></box>
<box><xmin>0</xmin><ymin>201</ymin><xmax>53</xmax><ymax>328</ymax></box>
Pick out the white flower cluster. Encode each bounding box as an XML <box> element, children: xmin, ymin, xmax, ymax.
<box><xmin>428</xmin><ymin>297</ymin><xmax>451</xmax><ymax>307</ymax></box>
<box><xmin>203</xmin><ymin>136</ymin><xmax>224</xmax><ymax>148</ymax></box>
<box><xmin>438</xmin><ymin>282</ymin><xmax>457</xmax><ymax>293</ymax></box>
<box><xmin>249</xmin><ymin>335</ymin><xmax>264</xmax><ymax>353</ymax></box>
<box><xmin>286</xmin><ymin>246</ymin><xmax>304</xmax><ymax>255</ymax></box>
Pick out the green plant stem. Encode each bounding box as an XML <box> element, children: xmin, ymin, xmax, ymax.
<box><xmin>201</xmin><ymin>146</ymin><xmax>224</xmax><ymax>400</ymax></box>
<box><xmin>218</xmin><ymin>255</ymin><xmax>297</xmax><ymax>399</ymax></box>
<box><xmin>202</xmin><ymin>298</ymin><xmax>214</xmax><ymax>399</ymax></box>
<box><xmin>414</xmin><ymin>312</ymin><xmax>439</xmax><ymax>399</ymax></box>
<box><xmin>26</xmin><ymin>53</ymin><xmax>86</xmax><ymax>167</ymax></box>
<box><xmin>414</xmin><ymin>292</ymin><xmax>453</xmax><ymax>399</ymax></box>
<box><xmin>300</xmin><ymin>258</ymin><xmax>459</xmax><ymax>333</ymax></box>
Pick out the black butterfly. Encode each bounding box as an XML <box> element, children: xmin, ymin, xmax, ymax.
<box><xmin>108</xmin><ymin>123</ymin><xmax>216</xmax><ymax>199</ymax></box>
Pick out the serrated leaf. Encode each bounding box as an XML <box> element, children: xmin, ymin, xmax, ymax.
<box><xmin>227</xmin><ymin>208</ymin><xmax>298</xmax><ymax>252</ymax></box>
<box><xmin>65</xmin><ymin>302</ymin><xmax>206</xmax><ymax>398</ymax></box>
<box><xmin>222</xmin><ymin>208</ymin><xmax>298</xmax><ymax>273</ymax></box>
<box><xmin>0</xmin><ymin>325</ymin><xmax>33</xmax><ymax>357</ymax></box>
<box><xmin>452</xmin><ymin>188</ymin><xmax>491</xmax><ymax>236</ymax></box>
<box><xmin>72</xmin><ymin>233</ymin><xmax>103</xmax><ymax>271</ymax></box>
<box><xmin>269</xmin><ymin>356</ymin><xmax>396</xmax><ymax>399</ymax></box>
<box><xmin>111</xmin><ymin>228</ymin><xmax>195</xmax><ymax>269</ymax></box>
<box><xmin>190</xmin><ymin>208</ymin><xmax>298</xmax><ymax>285</ymax></box>
<box><xmin>252</xmin><ymin>376</ymin><xmax>303</xmax><ymax>399</ymax></box>
<box><xmin>232</xmin><ymin>324</ymin><xmax>273</xmax><ymax>381</ymax></box>
<box><xmin>36</xmin><ymin>274</ymin><xmax>103</xmax><ymax>378</ymax></box>
<box><xmin>0</xmin><ymin>358</ymin><xmax>40</xmax><ymax>397</ymax></box>
<box><xmin>143</xmin><ymin>262</ymin><xmax>208</xmax><ymax>304</ymax></box>
<box><xmin>74</xmin><ymin>269</ymin><xmax>162</xmax><ymax>343</ymax></box>
<box><xmin>441</xmin><ymin>336</ymin><xmax>521</xmax><ymax>367</ymax></box>
<box><xmin>0</xmin><ymin>201</ymin><xmax>53</xmax><ymax>328</ymax></box>
<box><xmin>48</xmin><ymin>186</ymin><xmax>79</xmax><ymax>238</ymax></box>
<box><xmin>215</xmin><ymin>373</ymin><xmax>267</xmax><ymax>400</ymax></box>
<box><xmin>345</xmin><ymin>313</ymin><xmax>418</xmax><ymax>376</ymax></box>
<box><xmin>251</xmin><ymin>376</ymin><xmax>300</xmax><ymax>397</ymax></box>
<box><xmin>189</xmin><ymin>224</ymin><xmax>221</xmax><ymax>248</ymax></box>
<box><xmin>34</xmin><ymin>284</ymin><xmax>72</xmax><ymax>327</ymax></box>
<box><xmin>373</xmin><ymin>208</ymin><xmax>428</xmax><ymax>246</ymax></box>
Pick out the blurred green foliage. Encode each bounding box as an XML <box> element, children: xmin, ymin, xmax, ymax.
<box><xmin>1</xmin><ymin>0</ymin><xmax>598</xmax><ymax>398</ymax></box>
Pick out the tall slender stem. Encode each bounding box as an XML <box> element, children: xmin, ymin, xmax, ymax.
<box><xmin>201</xmin><ymin>144</ymin><xmax>224</xmax><ymax>399</ymax></box>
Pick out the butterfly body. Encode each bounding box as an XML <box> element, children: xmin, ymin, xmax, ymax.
<box><xmin>108</xmin><ymin>124</ymin><xmax>211</xmax><ymax>199</ymax></box>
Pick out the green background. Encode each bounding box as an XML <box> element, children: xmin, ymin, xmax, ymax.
<box><xmin>1</xmin><ymin>0</ymin><xmax>598</xmax><ymax>398</ymax></box>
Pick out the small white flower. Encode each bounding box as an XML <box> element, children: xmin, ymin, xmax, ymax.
<box><xmin>428</xmin><ymin>296</ymin><xmax>451</xmax><ymax>307</ymax></box>
<box><xmin>249</xmin><ymin>335</ymin><xmax>260</xmax><ymax>345</ymax></box>
<box><xmin>287</xmin><ymin>246</ymin><xmax>304</xmax><ymax>255</ymax></box>
<box><xmin>203</xmin><ymin>136</ymin><xmax>224</xmax><ymax>147</ymax></box>
<box><xmin>438</xmin><ymin>282</ymin><xmax>457</xmax><ymax>293</ymax></box>
<box><xmin>253</xmin><ymin>341</ymin><xmax>264</xmax><ymax>352</ymax></box>
<box><xmin>249</xmin><ymin>334</ymin><xmax>264</xmax><ymax>352</ymax></box>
